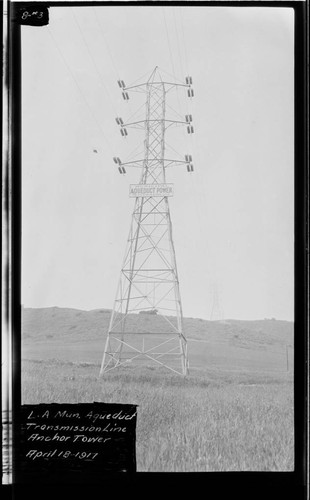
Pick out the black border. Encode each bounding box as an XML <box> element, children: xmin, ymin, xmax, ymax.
<box><xmin>3</xmin><ymin>1</ymin><xmax>308</xmax><ymax>499</ymax></box>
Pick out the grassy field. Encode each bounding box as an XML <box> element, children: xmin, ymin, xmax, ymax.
<box><xmin>22</xmin><ymin>359</ymin><xmax>294</xmax><ymax>472</ymax></box>
<box><xmin>21</xmin><ymin>308</ymin><xmax>294</xmax><ymax>472</ymax></box>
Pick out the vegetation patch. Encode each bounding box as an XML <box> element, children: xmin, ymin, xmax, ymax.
<box><xmin>22</xmin><ymin>359</ymin><xmax>294</xmax><ymax>472</ymax></box>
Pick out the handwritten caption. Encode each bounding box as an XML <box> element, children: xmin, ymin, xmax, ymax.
<box><xmin>17</xmin><ymin>403</ymin><xmax>137</xmax><ymax>482</ymax></box>
<box><xmin>16</xmin><ymin>6</ymin><xmax>49</xmax><ymax>26</ymax></box>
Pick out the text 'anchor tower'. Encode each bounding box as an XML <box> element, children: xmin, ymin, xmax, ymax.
<box><xmin>100</xmin><ymin>67</ymin><xmax>194</xmax><ymax>376</ymax></box>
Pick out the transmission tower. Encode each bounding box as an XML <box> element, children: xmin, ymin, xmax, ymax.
<box><xmin>100</xmin><ymin>67</ymin><xmax>194</xmax><ymax>376</ymax></box>
<box><xmin>210</xmin><ymin>283</ymin><xmax>224</xmax><ymax>321</ymax></box>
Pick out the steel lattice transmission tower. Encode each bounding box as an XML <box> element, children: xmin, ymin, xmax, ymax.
<box><xmin>100</xmin><ymin>67</ymin><xmax>194</xmax><ymax>376</ymax></box>
<box><xmin>210</xmin><ymin>283</ymin><xmax>224</xmax><ymax>321</ymax></box>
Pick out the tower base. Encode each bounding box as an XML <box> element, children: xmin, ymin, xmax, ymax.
<box><xmin>100</xmin><ymin>332</ymin><xmax>189</xmax><ymax>376</ymax></box>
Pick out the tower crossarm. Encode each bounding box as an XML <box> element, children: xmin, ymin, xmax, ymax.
<box><xmin>117</xmin><ymin>118</ymin><xmax>190</xmax><ymax>131</ymax></box>
<box><xmin>117</xmin><ymin>69</ymin><xmax>194</xmax><ymax>100</ymax></box>
<box><xmin>124</xmin><ymin>81</ymin><xmax>192</xmax><ymax>93</ymax></box>
<box><xmin>113</xmin><ymin>158</ymin><xmax>194</xmax><ymax>171</ymax></box>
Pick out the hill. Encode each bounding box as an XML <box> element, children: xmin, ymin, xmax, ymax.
<box><xmin>22</xmin><ymin>307</ymin><xmax>294</xmax><ymax>375</ymax></box>
<box><xmin>22</xmin><ymin>306</ymin><xmax>293</xmax><ymax>343</ymax></box>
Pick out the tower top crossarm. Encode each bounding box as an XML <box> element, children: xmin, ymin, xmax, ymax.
<box><xmin>117</xmin><ymin>66</ymin><xmax>194</xmax><ymax>96</ymax></box>
<box><xmin>125</xmin><ymin>81</ymin><xmax>190</xmax><ymax>92</ymax></box>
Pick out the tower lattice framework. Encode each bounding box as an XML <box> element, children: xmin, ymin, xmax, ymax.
<box><xmin>100</xmin><ymin>68</ymin><xmax>194</xmax><ymax>376</ymax></box>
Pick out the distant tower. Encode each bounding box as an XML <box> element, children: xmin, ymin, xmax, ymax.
<box><xmin>100</xmin><ymin>67</ymin><xmax>195</xmax><ymax>376</ymax></box>
<box><xmin>210</xmin><ymin>283</ymin><xmax>224</xmax><ymax>321</ymax></box>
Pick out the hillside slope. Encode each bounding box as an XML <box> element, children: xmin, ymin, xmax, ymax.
<box><xmin>22</xmin><ymin>307</ymin><xmax>293</xmax><ymax>373</ymax></box>
<box><xmin>22</xmin><ymin>306</ymin><xmax>293</xmax><ymax>347</ymax></box>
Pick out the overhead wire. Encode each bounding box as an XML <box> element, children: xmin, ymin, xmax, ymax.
<box><xmin>124</xmin><ymin>101</ymin><xmax>147</xmax><ymax>125</ymax></box>
<box><xmin>173</xmin><ymin>9</ymin><xmax>185</xmax><ymax>83</ymax></box>
<box><xmin>71</xmin><ymin>8</ymin><xmax>118</xmax><ymax>119</ymax></box>
<box><xmin>91</xmin><ymin>7</ymin><xmax>135</xmax><ymax>118</ymax></box>
<box><xmin>164</xmin><ymin>140</ymin><xmax>185</xmax><ymax>161</ymax></box>
<box><xmin>90</xmin><ymin>7</ymin><xmax>149</xmax><ymax>162</ymax></box>
<box><xmin>178</xmin><ymin>7</ymin><xmax>194</xmax><ymax>130</ymax></box>
<box><xmin>129</xmin><ymin>68</ymin><xmax>157</xmax><ymax>87</ymax></box>
<box><xmin>177</xmin><ymin>8</ymin><xmax>197</xmax><ymax>166</ymax></box>
<box><xmin>46</xmin><ymin>26</ymin><xmax>114</xmax><ymax>155</ymax></box>
<box><xmin>174</xmin><ymin>9</ymin><xmax>191</xmax><ymax>146</ymax></box>
<box><xmin>167</xmin><ymin>7</ymin><xmax>209</xmax><ymax>310</ymax></box>
<box><xmin>123</xmin><ymin>143</ymin><xmax>145</xmax><ymax>163</ymax></box>
<box><xmin>91</xmin><ymin>7</ymin><xmax>121</xmax><ymax>81</ymax></box>
<box><xmin>158</xmin><ymin>9</ymin><xmax>185</xmax><ymax>175</ymax></box>
<box><xmin>179</xmin><ymin>8</ymin><xmax>190</xmax><ymax>78</ymax></box>
<box><xmin>164</xmin><ymin>9</ymin><xmax>192</xmax><ymax>175</ymax></box>
<box><xmin>161</xmin><ymin>10</ymin><xmax>183</xmax><ymax>116</ymax></box>
<box><xmin>166</xmin><ymin>101</ymin><xmax>186</xmax><ymax>121</ymax></box>
<box><xmin>177</xmin><ymin>6</ymin><xmax>213</xmax><ymax>309</ymax></box>
<box><xmin>158</xmin><ymin>67</ymin><xmax>186</xmax><ymax>86</ymax></box>
<box><xmin>161</xmin><ymin>8</ymin><xmax>177</xmax><ymax>79</ymax></box>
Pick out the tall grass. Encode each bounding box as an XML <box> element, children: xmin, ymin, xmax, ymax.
<box><xmin>22</xmin><ymin>360</ymin><xmax>294</xmax><ymax>472</ymax></box>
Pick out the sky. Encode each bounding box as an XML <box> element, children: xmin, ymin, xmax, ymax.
<box><xmin>21</xmin><ymin>5</ymin><xmax>294</xmax><ymax>321</ymax></box>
